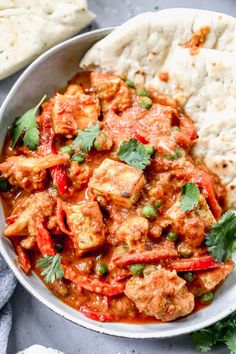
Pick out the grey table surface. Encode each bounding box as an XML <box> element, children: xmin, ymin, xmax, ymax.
<box><xmin>1</xmin><ymin>0</ymin><xmax>236</xmax><ymax>353</ymax></box>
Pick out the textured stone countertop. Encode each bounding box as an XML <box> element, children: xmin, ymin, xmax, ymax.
<box><xmin>1</xmin><ymin>1</ymin><xmax>236</xmax><ymax>353</ymax></box>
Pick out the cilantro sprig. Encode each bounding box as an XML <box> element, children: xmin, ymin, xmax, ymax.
<box><xmin>36</xmin><ymin>253</ymin><xmax>64</xmax><ymax>283</ymax></box>
<box><xmin>72</xmin><ymin>122</ymin><xmax>100</xmax><ymax>153</ymax></box>
<box><xmin>117</xmin><ymin>138</ymin><xmax>154</xmax><ymax>170</ymax></box>
<box><xmin>12</xmin><ymin>95</ymin><xmax>46</xmax><ymax>150</ymax></box>
<box><xmin>180</xmin><ymin>182</ymin><xmax>200</xmax><ymax>212</ymax></box>
<box><xmin>192</xmin><ymin>313</ymin><xmax>236</xmax><ymax>353</ymax></box>
<box><xmin>206</xmin><ymin>211</ymin><xmax>236</xmax><ymax>262</ymax></box>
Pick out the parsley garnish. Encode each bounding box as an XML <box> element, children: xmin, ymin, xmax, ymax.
<box><xmin>180</xmin><ymin>182</ymin><xmax>200</xmax><ymax>212</ymax></box>
<box><xmin>117</xmin><ymin>138</ymin><xmax>154</xmax><ymax>170</ymax></box>
<box><xmin>36</xmin><ymin>253</ymin><xmax>64</xmax><ymax>283</ymax></box>
<box><xmin>72</xmin><ymin>122</ymin><xmax>100</xmax><ymax>152</ymax></box>
<box><xmin>12</xmin><ymin>95</ymin><xmax>46</xmax><ymax>150</ymax></box>
<box><xmin>192</xmin><ymin>313</ymin><xmax>236</xmax><ymax>353</ymax></box>
<box><xmin>206</xmin><ymin>211</ymin><xmax>236</xmax><ymax>262</ymax></box>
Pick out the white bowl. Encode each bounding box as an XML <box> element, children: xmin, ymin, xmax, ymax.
<box><xmin>0</xmin><ymin>28</ymin><xmax>236</xmax><ymax>339</ymax></box>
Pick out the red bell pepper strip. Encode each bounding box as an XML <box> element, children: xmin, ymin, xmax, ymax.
<box><xmin>35</xmin><ymin>220</ymin><xmax>56</xmax><ymax>257</ymax></box>
<box><xmin>16</xmin><ymin>245</ymin><xmax>31</xmax><ymax>274</ymax></box>
<box><xmin>55</xmin><ymin>198</ymin><xmax>72</xmax><ymax>236</ymax></box>
<box><xmin>111</xmin><ymin>247</ymin><xmax>178</xmax><ymax>268</ymax></box>
<box><xmin>195</xmin><ymin>171</ymin><xmax>222</xmax><ymax>220</ymax></box>
<box><xmin>50</xmin><ymin>165</ymin><xmax>68</xmax><ymax>197</ymax></box>
<box><xmin>63</xmin><ymin>264</ymin><xmax>125</xmax><ymax>296</ymax></box>
<box><xmin>168</xmin><ymin>256</ymin><xmax>221</xmax><ymax>272</ymax></box>
<box><xmin>135</xmin><ymin>133</ymin><xmax>149</xmax><ymax>145</ymax></box>
<box><xmin>40</xmin><ymin>108</ymin><xmax>68</xmax><ymax>196</ymax></box>
<box><xmin>79</xmin><ymin>306</ymin><xmax>113</xmax><ymax>322</ymax></box>
<box><xmin>111</xmin><ymin>269</ymin><xmax>132</xmax><ymax>282</ymax></box>
<box><xmin>6</xmin><ymin>214</ymin><xmax>20</xmax><ymax>224</ymax></box>
<box><xmin>178</xmin><ymin>115</ymin><xmax>197</xmax><ymax>141</ymax></box>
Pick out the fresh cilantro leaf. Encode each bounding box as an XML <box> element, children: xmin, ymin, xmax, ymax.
<box><xmin>192</xmin><ymin>329</ymin><xmax>215</xmax><ymax>352</ymax></box>
<box><xmin>72</xmin><ymin>122</ymin><xmax>100</xmax><ymax>153</ymax></box>
<box><xmin>192</xmin><ymin>313</ymin><xmax>236</xmax><ymax>353</ymax></box>
<box><xmin>117</xmin><ymin>138</ymin><xmax>154</xmax><ymax>170</ymax></box>
<box><xmin>36</xmin><ymin>253</ymin><xmax>64</xmax><ymax>283</ymax></box>
<box><xmin>225</xmin><ymin>327</ymin><xmax>236</xmax><ymax>354</ymax></box>
<box><xmin>180</xmin><ymin>182</ymin><xmax>200</xmax><ymax>212</ymax></box>
<box><xmin>12</xmin><ymin>95</ymin><xmax>46</xmax><ymax>150</ymax></box>
<box><xmin>206</xmin><ymin>211</ymin><xmax>236</xmax><ymax>262</ymax></box>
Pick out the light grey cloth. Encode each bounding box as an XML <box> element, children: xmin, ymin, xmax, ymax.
<box><xmin>0</xmin><ymin>256</ymin><xmax>17</xmax><ymax>354</ymax></box>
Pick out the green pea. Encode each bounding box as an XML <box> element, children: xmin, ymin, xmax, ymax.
<box><xmin>136</xmin><ymin>87</ymin><xmax>149</xmax><ymax>97</ymax></box>
<box><xmin>154</xmin><ymin>200</ymin><xmax>162</xmax><ymax>209</ymax></box>
<box><xmin>164</xmin><ymin>154</ymin><xmax>175</xmax><ymax>161</ymax></box>
<box><xmin>0</xmin><ymin>177</ymin><xmax>11</xmax><ymax>192</ymax></box>
<box><xmin>171</xmin><ymin>126</ymin><xmax>180</xmax><ymax>132</ymax></box>
<box><xmin>167</xmin><ymin>232</ymin><xmax>178</xmax><ymax>242</ymax></box>
<box><xmin>71</xmin><ymin>153</ymin><xmax>85</xmax><ymax>164</ymax></box>
<box><xmin>145</xmin><ymin>145</ymin><xmax>154</xmax><ymax>155</ymax></box>
<box><xmin>59</xmin><ymin>145</ymin><xmax>73</xmax><ymax>157</ymax></box>
<box><xmin>174</xmin><ymin>147</ymin><xmax>183</xmax><ymax>158</ymax></box>
<box><xmin>93</xmin><ymin>139</ymin><xmax>100</xmax><ymax>151</ymax></box>
<box><xmin>183</xmin><ymin>271</ymin><xmax>195</xmax><ymax>282</ymax></box>
<box><xmin>115</xmin><ymin>245</ymin><xmax>129</xmax><ymax>254</ymax></box>
<box><xmin>93</xmin><ymin>133</ymin><xmax>107</xmax><ymax>151</ymax></box>
<box><xmin>200</xmin><ymin>291</ymin><xmax>214</xmax><ymax>304</ymax></box>
<box><xmin>142</xmin><ymin>205</ymin><xmax>156</xmax><ymax>219</ymax></box>
<box><xmin>126</xmin><ymin>79</ymin><xmax>135</xmax><ymax>88</ymax></box>
<box><xmin>130</xmin><ymin>263</ymin><xmax>145</xmax><ymax>275</ymax></box>
<box><xmin>177</xmin><ymin>243</ymin><xmax>193</xmax><ymax>258</ymax></box>
<box><xmin>96</xmin><ymin>262</ymin><xmax>108</xmax><ymax>276</ymax></box>
<box><xmin>139</xmin><ymin>97</ymin><xmax>153</xmax><ymax>110</ymax></box>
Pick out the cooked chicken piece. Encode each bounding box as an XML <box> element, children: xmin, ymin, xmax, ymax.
<box><xmin>166</xmin><ymin>195</ymin><xmax>215</xmax><ymax>248</ymax></box>
<box><xmin>188</xmin><ymin>260</ymin><xmax>234</xmax><ymax>296</ymax></box>
<box><xmin>53</xmin><ymin>93</ymin><xmax>100</xmax><ymax>136</ymax></box>
<box><xmin>64</xmin><ymin>84</ymin><xmax>84</xmax><ymax>96</ymax></box>
<box><xmin>125</xmin><ymin>268</ymin><xmax>194</xmax><ymax>321</ymax></box>
<box><xmin>117</xmin><ymin>216</ymin><xmax>149</xmax><ymax>251</ymax></box>
<box><xmin>4</xmin><ymin>192</ymin><xmax>54</xmax><ymax>238</ymax></box>
<box><xmin>90</xmin><ymin>72</ymin><xmax>131</xmax><ymax>112</ymax></box>
<box><xmin>89</xmin><ymin>158</ymin><xmax>145</xmax><ymax>209</ymax></box>
<box><xmin>64</xmin><ymin>201</ymin><xmax>106</xmax><ymax>254</ymax></box>
<box><xmin>67</xmin><ymin>161</ymin><xmax>91</xmax><ymax>193</ymax></box>
<box><xmin>0</xmin><ymin>153</ymin><xmax>69</xmax><ymax>192</ymax></box>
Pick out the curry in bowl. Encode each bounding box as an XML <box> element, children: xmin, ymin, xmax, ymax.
<box><xmin>0</xmin><ymin>71</ymin><xmax>234</xmax><ymax>323</ymax></box>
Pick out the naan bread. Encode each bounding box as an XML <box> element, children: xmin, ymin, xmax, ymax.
<box><xmin>80</xmin><ymin>9</ymin><xmax>236</xmax><ymax>209</ymax></box>
<box><xmin>0</xmin><ymin>0</ymin><xmax>95</xmax><ymax>80</ymax></box>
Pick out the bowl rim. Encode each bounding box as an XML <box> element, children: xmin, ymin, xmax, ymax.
<box><xmin>0</xmin><ymin>26</ymin><xmax>235</xmax><ymax>339</ymax></box>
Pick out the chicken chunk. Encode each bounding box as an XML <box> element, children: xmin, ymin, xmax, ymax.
<box><xmin>0</xmin><ymin>153</ymin><xmax>69</xmax><ymax>192</ymax></box>
<box><xmin>64</xmin><ymin>84</ymin><xmax>84</xmax><ymax>96</ymax></box>
<box><xmin>125</xmin><ymin>268</ymin><xmax>194</xmax><ymax>321</ymax></box>
<box><xmin>64</xmin><ymin>201</ymin><xmax>106</xmax><ymax>254</ymax></box>
<box><xmin>4</xmin><ymin>192</ymin><xmax>54</xmax><ymax>238</ymax></box>
<box><xmin>188</xmin><ymin>260</ymin><xmax>234</xmax><ymax>296</ymax></box>
<box><xmin>117</xmin><ymin>216</ymin><xmax>149</xmax><ymax>251</ymax></box>
<box><xmin>67</xmin><ymin>161</ymin><xmax>91</xmax><ymax>193</ymax></box>
<box><xmin>166</xmin><ymin>195</ymin><xmax>215</xmax><ymax>248</ymax></box>
<box><xmin>53</xmin><ymin>93</ymin><xmax>100</xmax><ymax>136</ymax></box>
<box><xmin>89</xmin><ymin>158</ymin><xmax>145</xmax><ymax>209</ymax></box>
<box><xmin>90</xmin><ymin>72</ymin><xmax>131</xmax><ymax>112</ymax></box>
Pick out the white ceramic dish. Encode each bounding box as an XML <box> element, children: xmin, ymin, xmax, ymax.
<box><xmin>0</xmin><ymin>27</ymin><xmax>236</xmax><ymax>339</ymax></box>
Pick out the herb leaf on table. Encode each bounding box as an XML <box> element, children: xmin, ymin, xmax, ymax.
<box><xmin>192</xmin><ymin>313</ymin><xmax>236</xmax><ymax>353</ymax></box>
